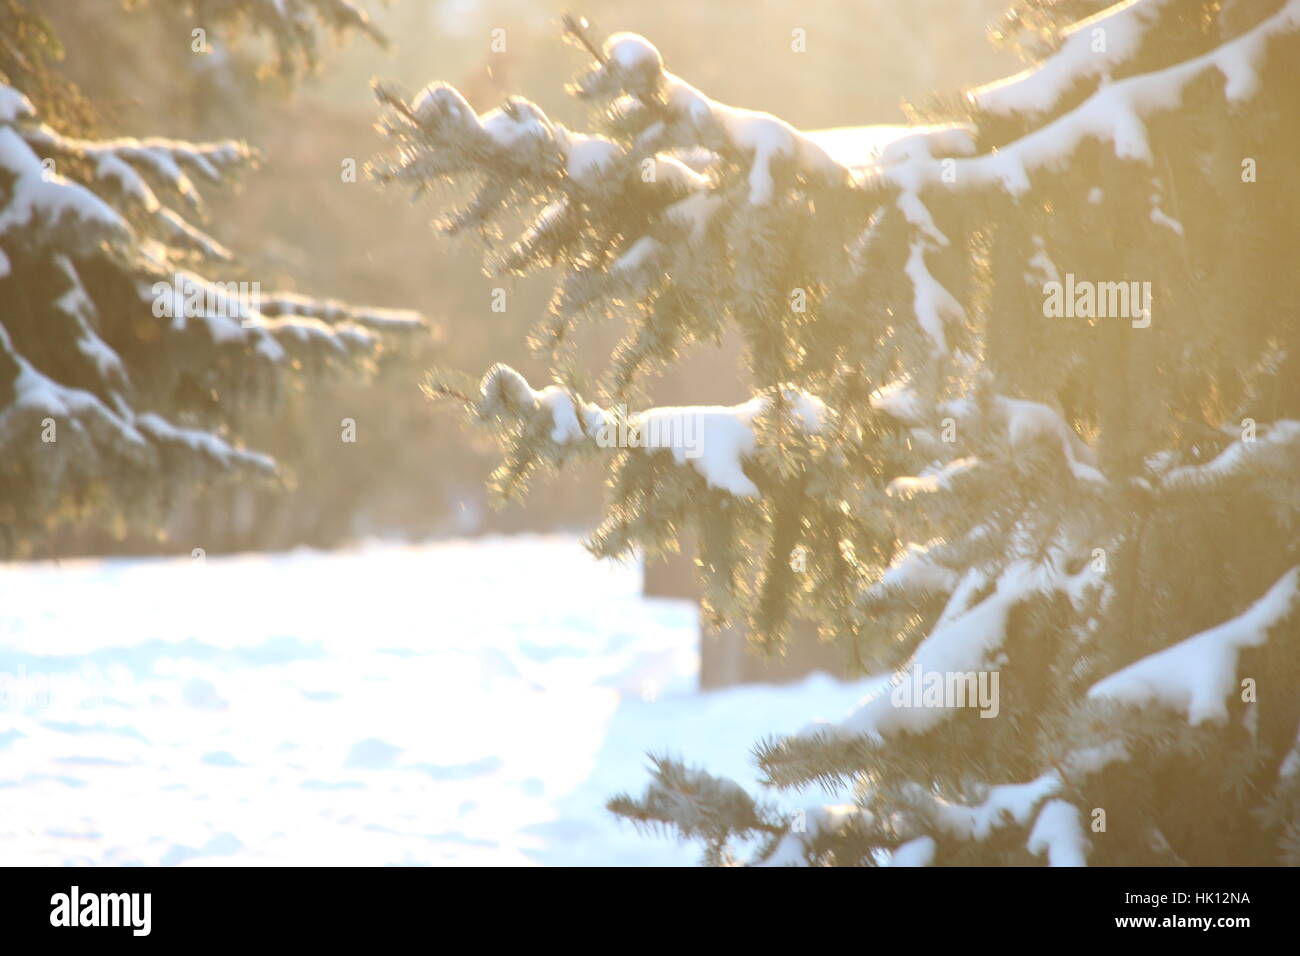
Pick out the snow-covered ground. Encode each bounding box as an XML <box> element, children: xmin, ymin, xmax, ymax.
<box><xmin>0</xmin><ymin>536</ymin><xmax>874</xmax><ymax>866</ymax></box>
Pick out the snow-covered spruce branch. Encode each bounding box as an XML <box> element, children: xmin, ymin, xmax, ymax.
<box><xmin>467</xmin><ymin>363</ymin><xmax>829</xmax><ymax>499</ymax></box>
<box><xmin>1154</xmin><ymin>419</ymin><xmax>1300</xmax><ymax>493</ymax></box>
<box><xmin>468</xmin><ymin>352</ymin><xmax>1115</xmax><ymax>501</ymax></box>
<box><xmin>798</xmin><ymin>559</ymin><xmax>1095</xmax><ymax>746</ymax></box>
<box><xmin>1</xmin><ymin>76</ymin><xmax>423</xmax><ymax>365</ymax></box>
<box><xmin>1089</xmin><ymin>566</ymin><xmax>1300</xmax><ymax>724</ymax></box>
<box><xmin>371</xmin><ymin>27</ymin><xmax>980</xmax><ymax>383</ymax></box>
<box><xmin>606</xmin><ymin>755</ymin><xmax>781</xmax><ymax>865</ymax></box>
<box><xmin>442</xmin><ymin>362</ymin><xmax>882</xmax><ymax>652</ymax></box>
<box><xmin>761</xmin><ymin>743</ymin><xmax>1126</xmax><ymax>867</ymax></box>
<box><xmin>0</xmin><ymin>72</ymin><xmax>427</xmax><ymax>553</ymax></box>
<box><xmin>617</xmin><ymin>709</ymin><xmax>1128</xmax><ymax>865</ymax></box>
<box><xmin>886</xmin><ymin>0</ymin><xmax>1300</xmax><ymax>198</ymax></box>
<box><xmin>462</xmin><ymin>360</ymin><xmax>1126</xmax><ymax>661</ymax></box>
<box><xmin>257</xmin><ymin>292</ymin><xmax>424</xmax><ymax>333</ymax></box>
<box><xmin>971</xmin><ymin>0</ymin><xmax>1180</xmax><ymax>119</ymax></box>
<box><xmin>0</xmin><ymin>321</ymin><xmax>275</xmax><ymax>516</ymax></box>
<box><xmin>23</xmin><ymin>124</ymin><xmax>255</xmax><ymax>260</ymax></box>
<box><xmin>138</xmin><ymin>266</ymin><xmax>423</xmax><ymax>378</ymax></box>
<box><xmin>804</xmin><ymin>548</ymin><xmax>1296</xmax><ymax>747</ymax></box>
<box><xmin>463</xmin><ymin>358</ymin><xmax>1120</xmax><ymax>622</ymax></box>
<box><xmin>874</xmin><ymin>378</ymin><xmax>1107</xmax><ymax>485</ymax></box>
<box><xmin>570</xmin><ymin>31</ymin><xmax>853</xmax><ymax>205</ymax></box>
<box><xmin>0</xmin><ymin>99</ymin><xmax>130</xmax><ymax>264</ymax></box>
<box><xmin>857</xmin><ymin>0</ymin><xmax>1300</xmax><ymax>361</ymax></box>
<box><xmin>27</xmin><ymin>126</ymin><xmax>253</xmax><ymax>214</ymax></box>
<box><xmin>132</xmin><ymin>0</ymin><xmax>388</xmax><ymax>77</ymax></box>
<box><xmin>0</xmin><ymin>79</ymin><xmax>249</xmax><ymax>271</ymax></box>
<box><xmin>750</xmin><ymin>564</ymin><xmax>1300</xmax><ymax>865</ymax></box>
<box><xmin>371</xmin><ymin>27</ymin><xmax>857</xmax><ymax>217</ymax></box>
<box><xmin>574</xmin><ymin>29</ymin><xmax>980</xmax><ymax>361</ymax></box>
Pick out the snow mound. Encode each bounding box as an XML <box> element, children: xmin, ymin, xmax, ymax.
<box><xmin>0</xmin><ymin>537</ymin><xmax>874</xmax><ymax>866</ymax></box>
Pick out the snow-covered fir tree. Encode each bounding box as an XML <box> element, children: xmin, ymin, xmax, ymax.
<box><xmin>0</xmin><ymin>0</ymin><xmax>422</xmax><ymax>556</ymax></box>
<box><xmin>376</xmin><ymin>1</ymin><xmax>1300</xmax><ymax>865</ymax></box>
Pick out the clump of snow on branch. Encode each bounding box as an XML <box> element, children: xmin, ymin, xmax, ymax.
<box><xmin>1089</xmin><ymin>567</ymin><xmax>1300</xmax><ymax>725</ymax></box>
<box><xmin>758</xmin><ymin>803</ymin><xmax>872</xmax><ymax>867</ymax></box>
<box><xmin>951</xmin><ymin>0</ymin><xmax>1300</xmax><ymax>193</ymax></box>
<box><xmin>476</xmin><ymin>364</ymin><xmax>827</xmax><ymax>497</ymax></box>
<box><xmin>586</xmin><ymin>32</ymin><xmax>849</xmax><ymax>205</ymax></box>
<box><xmin>1027</xmin><ymin>800</ymin><xmax>1089</xmax><ymax>866</ymax></box>
<box><xmin>803</xmin><ymin>561</ymin><xmax>1057</xmax><ymax>743</ymax></box>
<box><xmin>971</xmin><ymin>0</ymin><xmax>1176</xmax><ymax>117</ymax></box>
<box><xmin>1159</xmin><ymin>420</ymin><xmax>1300</xmax><ymax>491</ymax></box>
<box><xmin>887</xmin><ymin>836</ymin><xmax>936</xmax><ymax>867</ymax></box>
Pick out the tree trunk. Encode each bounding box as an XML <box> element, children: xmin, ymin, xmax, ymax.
<box><xmin>644</xmin><ymin>540</ymin><xmax>855</xmax><ymax>688</ymax></box>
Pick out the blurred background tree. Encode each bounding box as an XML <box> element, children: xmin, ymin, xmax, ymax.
<box><xmin>0</xmin><ymin>0</ymin><xmax>435</xmax><ymax>559</ymax></box>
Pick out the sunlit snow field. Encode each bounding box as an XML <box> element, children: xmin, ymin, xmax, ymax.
<box><xmin>0</xmin><ymin>536</ymin><xmax>874</xmax><ymax>866</ymax></box>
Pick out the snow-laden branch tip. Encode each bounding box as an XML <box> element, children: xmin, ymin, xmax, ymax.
<box><xmin>904</xmin><ymin>240</ymin><xmax>963</xmax><ymax>355</ymax></box>
<box><xmin>869</xmin><ymin>742</ymin><xmax>1125</xmax><ymax>864</ymax></box>
<box><xmin>992</xmin><ymin>395</ymin><xmax>1105</xmax><ymax>484</ymax></box>
<box><xmin>477</xmin><ymin>365</ymin><xmax>828</xmax><ymax>497</ymax></box>
<box><xmin>894</xmin><ymin>0</ymin><xmax>1300</xmax><ymax>195</ymax></box>
<box><xmin>0</xmin><ymin>126</ymin><xmax>128</xmax><ymax>255</ymax></box>
<box><xmin>27</xmin><ymin>125</ymin><xmax>253</xmax><ymax>209</ymax></box>
<box><xmin>2</xmin><ymin>352</ymin><xmax>146</xmax><ymax>451</ymax></box>
<box><xmin>135</xmin><ymin>414</ymin><xmax>275</xmax><ymax>473</ymax></box>
<box><xmin>0</xmin><ymin>325</ymin><xmax>272</xmax><ymax>477</ymax></box>
<box><xmin>865</xmin><ymin>541</ymin><xmax>962</xmax><ymax>602</ymax></box>
<box><xmin>803</xmin><ymin>560</ymin><xmax>1059</xmax><ymax>743</ymax></box>
<box><xmin>941</xmin><ymin>393</ymin><xmax>1104</xmax><ymax>484</ymax></box>
<box><xmin>757</xmin><ymin>804</ymin><xmax>873</xmax><ymax>867</ymax></box>
<box><xmin>875</xmin><ymin>380</ymin><xmax>1104</xmax><ymax>486</ymax></box>
<box><xmin>1159</xmin><ymin>420</ymin><xmax>1300</xmax><ymax>491</ymax></box>
<box><xmin>887</xmin><ymin>836</ymin><xmax>936</xmax><ymax>867</ymax></box>
<box><xmin>1088</xmin><ymin>566</ymin><xmax>1300</xmax><ymax>725</ymax></box>
<box><xmin>886</xmin><ymin>457</ymin><xmax>981</xmax><ymax>500</ymax></box>
<box><xmin>1027</xmin><ymin>800</ymin><xmax>1089</xmax><ymax>867</ymax></box>
<box><xmin>970</xmin><ymin>0</ymin><xmax>1176</xmax><ymax>118</ymax></box>
<box><xmin>585</xmin><ymin>33</ymin><xmax>851</xmax><ymax>204</ymax></box>
<box><xmin>258</xmin><ymin>292</ymin><xmax>424</xmax><ymax>332</ymax></box>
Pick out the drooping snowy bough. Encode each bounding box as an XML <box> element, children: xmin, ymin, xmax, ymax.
<box><xmin>0</xmin><ymin>2</ymin><xmax>422</xmax><ymax>556</ymax></box>
<box><xmin>379</xmin><ymin>1</ymin><xmax>1300</xmax><ymax>865</ymax></box>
